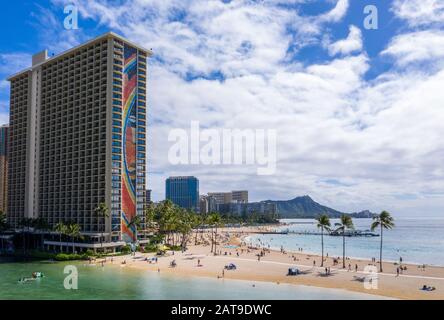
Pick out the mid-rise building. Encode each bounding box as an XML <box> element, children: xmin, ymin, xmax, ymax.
<box><xmin>7</xmin><ymin>32</ymin><xmax>151</xmax><ymax>249</ymax></box>
<box><xmin>166</xmin><ymin>176</ymin><xmax>199</xmax><ymax>212</ymax></box>
<box><xmin>218</xmin><ymin>201</ymin><xmax>277</xmax><ymax>217</ymax></box>
<box><xmin>0</xmin><ymin>124</ymin><xmax>8</xmax><ymax>213</ymax></box>
<box><xmin>232</xmin><ymin>190</ymin><xmax>248</xmax><ymax>203</ymax></box>
<box><xmin>207</xmin><ymin>192</ymin><xmax>232</xmax><ymax>205</ymax></box>
<box><xmin>199</xmin><ymin>194</ymin><xmax>217</xmax><ymax>214</ymax></box>
<box><xmin>208</xmin><ymin>190</ymin><xmax>248</xmax><ymax>204</ymax></box>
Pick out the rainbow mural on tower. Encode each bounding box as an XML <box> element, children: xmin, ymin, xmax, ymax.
<box><xmin>121</xmin><ymin>44</ymin><xmax>138</xmax><ymax>243</ymax></box>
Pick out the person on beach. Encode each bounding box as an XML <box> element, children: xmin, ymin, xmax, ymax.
<box><xmin>355</xmin><ymin>264</ymin><xmax>358</xmax><ymax>272</ymax></box>
<box><xmin>348</xmin><ymin>264</ymin><xmax>351</xmax><ymax>271</ymax></box>
<box><xmin>396</xmin><ymin>267</ymin><xmax>400</xmax><ymax>277</ymax></box>
<box><xmin>313</xmin><ymin>260</ymin><xmax>316</xmax><ymax>267</ymax></box>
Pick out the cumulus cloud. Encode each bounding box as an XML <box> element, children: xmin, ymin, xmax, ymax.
<box><xmin>0</xmin><ymin>53</ymin><xmax>32</xmax><ymax>75</ymax></box>
<box><xmin>327</xmin><ymin>25</ymin><xmax>363</xmax><ymax>56</ymax></box>
<box><xmin>382</xmin><ymin>30</ymin><xmax>444</xmax><ymax>68</ymax></box>
<box><xmin>2</xmin><ymin>0</ymin><xmax>444</xmax><ymax>215</ymax></box>
<box><xmin>319</xmin><ymin>0</ymin><xmax>349</xmax><ymax>23</ymax></box>
<box><xmin>392</xmin><ymin>0</ymin><xmax>444</xmax><ymax>27</ymax></box>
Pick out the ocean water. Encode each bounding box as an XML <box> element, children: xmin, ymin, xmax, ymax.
<box><xmin>248</xmin><ymin>218</ymin><xmax>444</xmax><ymax>266</ymax></box>
<box><xmin>0</xmin><ymin>260</ymin><xmax>386</xmax><ymax>300</ymax></box>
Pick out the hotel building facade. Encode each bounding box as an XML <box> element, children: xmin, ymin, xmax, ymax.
<box><xmin>208</xmin><ymin>190</ymin><xmax>248</xmax><ymax>205</ymax></box>
<box><xmin>7</xmin><ymin>33</ymin><xmax>151</xmax><ymax>247</ymax></box>
<box><xmin>0</xmin><ymin>124</ymin><xmax>8</xmax><ymax>213</ymax></box>
<box><xmin>166</xmin><ymin>176</ymin><xmax>199</xmax><ymax>212</ymax></box>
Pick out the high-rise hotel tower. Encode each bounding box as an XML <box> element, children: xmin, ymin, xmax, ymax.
<box><xmin>7</xmin><ymin>33</ymin><xmax>151</xmax><ymax>245</ymax></box>
<box><xmin>0</xmin><ymin>124</ymin><xmax>8</xmax><ymax>213</ymax></box>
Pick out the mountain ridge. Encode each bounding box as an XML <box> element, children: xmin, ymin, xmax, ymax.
<box><xmin>260</xmin><ymin>195</ymin><xmax>375</xmax><ymax>219</ymax></box>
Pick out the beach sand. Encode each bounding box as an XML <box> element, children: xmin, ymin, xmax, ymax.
<box><xmin>101</xmin><ymin>227</ymin><xmax>444</xmax><ymax>300</ymax></box>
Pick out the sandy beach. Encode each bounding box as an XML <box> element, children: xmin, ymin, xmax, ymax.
<box><xmin>98</xmin><ymin>226</ymin><xmax>444</xmax><ymax>300</ymax></box>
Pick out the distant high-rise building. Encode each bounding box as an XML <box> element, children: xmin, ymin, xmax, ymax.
<box><xmin>232</xmin><ymin>190</ymin><xmax>248</xmax><ymax>203</ymax></box>
<box><xmin>207</xmin><ymin>192</ymin><xmax>232</xmax><ymax>205</ymax></box>
<box><xmin>7</xmin><ymin>32</ymin><xmax>151</xmax><ymax>247</ymax></box>
<box><xmin>166</xmin><ymin>176</ymin><xmax>199</xmax><ymax>212</ymax></box>
<box><xmin>208</xmin><ymin>190</ymin><xmax>248</xmax><ymax>204</ymax></box>
<box><xmin>199</xmin><ymin>194</ymin><xmax>217</xmax><ymax>214</ymax></box>
<box><xmin>145</xmin><ymin>189</ymin><xmax>152</xmax><ymax>204</ymax></box>
<box><xmin>0</xmin><ymin>124</ymin><xmax>8</xmax><ymax>213</ymax></box>
<box><xmin>218</xmin><ymin>201</ymin><xmax>277</xmax><ymax>216</ymax></box>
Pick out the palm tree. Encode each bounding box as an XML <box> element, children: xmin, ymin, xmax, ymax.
<box><xmin>34</xmin><ymin>217</ymin><xmax>50</xmax><ymax>250</ymax></box>
<box><xmin>335</xmin><ymin>214</ymin><xmax>354</xmax><ymax>268</ymax></box>
<box><xmin>54</xmin><ymin>222</ymin><xmax>67</xmax><ymax>253</ymax></box>
<box><xmin>0</xmin><ymin>211</ymin><xmax>7</xmax><ymax>230</ymax></box>
<box><xmin>19</xmin><ymin>218</ymin><xmax>34</xmax><ymax>256</ymax></box>
<box><xmin>66</xmin><ymin>223</ymin><xmax>81</xmax><ymax>254</ymax></box>
<box><xmin>177</xmin><ymin>209</ymin><xmax>193</xmax><ymax>251</ymax></box>
<box><xmin>208</xmin><ymin>212</ymin><xmax>222</xmax><ymax>254</ymax></box>
<box><xmin>128</xmin><ymin>215</ymin><xmax>142</xmax><ymax>238</ymax></box>
<box><xmin>0</xmin><ymin>211</ymin><xmax>9</xmax><ymax>251</ymax></box>
<box><xmin>94</xmin><ymin>203</ymin><xmax>109</xmax><ymax>249</ymax></box>
<box><xmin>156</xmin><ymin>200</ymin><xmax>176</xmax><ymax>244</ymax></box>
<box><xmin>371</xmin><ymin>211</ymin><xmax>395</xmax><ymax>272</ymax></box>
<box><xmin>316</xmin><ymin>214</ymin><xmax>331</xmax><ymax>267</ymax></box>
<box><xmin>144</xmin><ymin>203</ymin><xmax>157</xmax><ymax>232</ymax></box>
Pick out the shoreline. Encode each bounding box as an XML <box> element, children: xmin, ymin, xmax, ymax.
<box><xmin>102</xmin><ymin>226</ymin><xmax>444</xmax><ymax>300</ymax></box>
<box><xmin>4</xmin><ymin>224</ymin><xmax>444</xmax><ymax>300</ymax></box>
<box><xmin>244</xmin><ymin>234</ymin><xmax>444</xmax><ymax>268</ymax></box>
<box><xmin>104</xmin><ymin>261</ymin><xmax>392</xmax><ymax>300</ymax></box>
<box><xmin>246</xmin><ymin>222</ymin><xmax>444</xmax><ymax>268</ymax></box>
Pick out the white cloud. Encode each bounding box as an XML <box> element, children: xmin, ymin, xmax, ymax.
<box><xmin>327</xmin><ymin>25</ymin><xmax>363</xmax><ymax>56</ymax></box>
<box><xmin>0</xmin><ymin>53</ymin><xmax>32</xmax><ymax>76</ymax></box>
<box><xmin>382</xmin><ymin>30</ymin><xmax>444</xmax><ymax>67</ymax></box>
<box><xmin>392</xmin><ymin>0</ymin><xmax>444</xmax><ymax>27</ymax></box>
<box><xmin>2</xmin><ymin>0</ymin><xmax>442</xmax><ymax>215</ymax></box>
<box><xmin>319</xmin><ymin>0</ymin><xmax>349</xmax><ymax>23</ymax></box>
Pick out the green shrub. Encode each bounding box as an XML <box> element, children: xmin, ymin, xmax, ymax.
<box><xmin>84</xmin><ymin>249</ymin><xmax>95</xmax><ymax>257</ymax></box>
<box><xmin>143</xmin><ymin>244</ymin><xmax>158</xmax><ymax>253</ymax></box>
<box><xmin>120</xmin><ymin>245</ymin><xmax>131</xmax><ymax>254</ymax></box>
<box><xmin>54</xmin><ymin>253</ymin><xmax>89</xmax><ymax>261</ymax></box>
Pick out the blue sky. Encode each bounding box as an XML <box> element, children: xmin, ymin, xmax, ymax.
<box><xmin>1</xmin><ymin>0</ymin><xmax>444</xmax><ymax>217</ymax></box>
